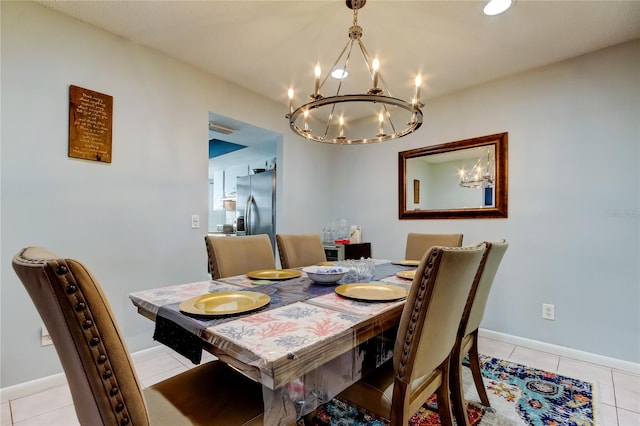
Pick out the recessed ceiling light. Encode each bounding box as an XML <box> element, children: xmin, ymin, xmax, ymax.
<box><xmin>484</xmin><ymin>0</ymin><xmax>512</xmax><ymax>16</ymax></box>
<box><xmin>331</xmin><ymin>68</ymin><xmax>348</xmax><ymax>79</ymax></box>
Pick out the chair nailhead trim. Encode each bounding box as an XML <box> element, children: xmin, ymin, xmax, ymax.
<box><xmin>54</xmin><ymin>261</ymin><xmax>132</xmax><ymax>425</ymax></box>
<box><xmin>397</xmin><ymin>248</ymin><xmax>442</xmax><ymax>379</ymax></box>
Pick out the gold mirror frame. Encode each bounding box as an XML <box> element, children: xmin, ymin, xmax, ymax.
<box><xmin>399</xmin><ymin>132</ymin><xmax>508</xmax><ymax>219</ymax></box>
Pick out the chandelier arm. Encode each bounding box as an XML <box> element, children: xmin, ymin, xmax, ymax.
<box><xmin>320</xmin><ymin>40</ymin><xmax>352</xmax><ymax>92</ymax></box>
<box><xmin>355</xmin><ymin>39</ymin><xmax>374</xmax><ymax>80</ymax></box>
<box><xmin>321</xmin><ymin>39</ymin><xmax>357</xmax><ymax>137</ymax></box>
<box><xmin>334</xmin><ymin>40</ymin><xmax>356</xmax><ymax>96</ymax></box>
<box><xmin>322</xmin><ymin>102</ymin><xmax>337</xmax><ymax>140</ymax></box>
<box><xmin>356</xmin><ymin>39</ymin><xmax>393</xmax><ymax>97</ymax></box>
<box><xmin>380</xmin><ymin>103</ymin><xmax>399</xmax><ymax>135</ymax></box>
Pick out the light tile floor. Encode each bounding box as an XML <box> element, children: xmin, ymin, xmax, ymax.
<box><xmin>1</xmin><ymin>337</ymin><xmax>638</xmax><ymax>425</ymax></box>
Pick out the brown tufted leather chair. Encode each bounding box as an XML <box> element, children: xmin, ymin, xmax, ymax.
<box><xmin>275</xmin><ymin>234</ymin><xmax>327</xmax><ymax>269</ymax></box>
<box><xmin>205</xmin><ymin>234</ymin><xmax>276</xmax><ymax>279</ymax></box>
<box><xmin>404</xmin><ymin>233</ymin><xmax>463</xmax><ymax>261</ymax></box>
<box><xmin>337</xmin><ymin>244</ymin><xmax>487</xmax><ymax>425</ymax></box>
<box><xmin>450</xmin><ymin>239</ymin><xmax>509</xmax><ymax>426</ymax></box>
<box><xmin>12</xmin><ymin>246</ymin><xmax>265</xmax><ymax>426</ymax></box>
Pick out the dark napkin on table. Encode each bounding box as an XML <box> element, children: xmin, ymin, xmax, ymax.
<box><xmin>153</xmin><ymin>314</ymin><xmax>204</xmax><ymax>364</ymax></box>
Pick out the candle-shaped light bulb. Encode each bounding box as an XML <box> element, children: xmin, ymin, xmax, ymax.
<box><xmin>372</xmin><ymin>58</ymin><xmax>380</xmax><ymax>89</ymax></box>
<box><xmin>287</xmin><ymin>87</ymin><xmax>294</xmax><ymax>113</ymax></box>
<box><xmin>303</xmin><ymin>109</ymin><xmax>309</xmax><ymax>131</ymax></box>
<box><xmin>414</xmin><ymin>75</ymin><xmax>422</xmax><ymax>104</ymax></box>
<box><xmin>314</xmin><ymin>64</ymin><xmax>321</xmax><ymax>96</ymax></box>
<box><xmin>378</xmin><ymin>110</ymin><xmax>384</xmax><ymax>135</ymax></box>
<box><xmin>339</xmin><ymin>115</ymin><xmax>345</xmax><ymax>137</ymax></box>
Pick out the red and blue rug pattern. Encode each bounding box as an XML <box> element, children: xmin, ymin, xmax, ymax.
<box><xmin>307</xmin><ymin>355</ymin><xmax>597</xmax><ymax>425</ymax></box>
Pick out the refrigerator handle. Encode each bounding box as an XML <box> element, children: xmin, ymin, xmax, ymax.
<box><xmin>245</xmin><ymin>194</ymin><xmax>255</xmax><ymax>235</ymax></box>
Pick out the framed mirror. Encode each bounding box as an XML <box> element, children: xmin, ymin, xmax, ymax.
<box><xmin>399</xmin><ymin>132</ymin><xmax>508</xmax><ymax>219</ymax></box>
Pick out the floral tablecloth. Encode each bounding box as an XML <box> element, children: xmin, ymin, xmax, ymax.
<box><xmin>128</xmin><ymin>261</ymin><xmax>416</xmax><ymax>425</ymax></box>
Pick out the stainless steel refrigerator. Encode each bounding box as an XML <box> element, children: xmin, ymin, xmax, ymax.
<box><xmin>236</xmin><ymin>169</ymin><xmax>276</xmax><ymax>248</ymax></box>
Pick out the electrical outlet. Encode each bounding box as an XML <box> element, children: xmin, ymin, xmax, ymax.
<box><xmin>542</xmin><ymin>303</ymin><xmax>555</xmax><ymax>321</ymax></box>
<box><xmin>191</xmin><ymin>214</ymin><xmax>200</xmax><ymax>229</ymax></box>
<box><xmin>41</xmin><ymin>325</ymin><xmax>53</xmax><ymax>346</ymax></box>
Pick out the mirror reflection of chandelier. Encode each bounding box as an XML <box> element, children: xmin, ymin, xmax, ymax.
<box><xmin>459</xmin><ymin>148</ymin><xmax>495</xmax><ymax>188</ymax></box>
<box><xmin>286</xmin><ymin>0</ymin><xmax>424</xmax><ymax>145</ymax></box>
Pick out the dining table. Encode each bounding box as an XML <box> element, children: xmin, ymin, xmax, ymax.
<box><xmin>128</xmin><ymin>259</ymin><xmax>418</xmax><ymax>425</ymax></box>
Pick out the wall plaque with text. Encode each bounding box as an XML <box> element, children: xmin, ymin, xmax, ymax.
<box><xmin>68</xmin><ymin>85</ymin><xmax>113</xmax><ymax>163</ymax></box>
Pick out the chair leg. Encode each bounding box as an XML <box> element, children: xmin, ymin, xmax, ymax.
<box><xmin>450</xmin><ymin>342</ymin><xmax>470</xmax><ymax>426</ymax></box>
<box><xmin>436</xmin><ymin>357</ymin><xmax>454</xmax><ymax>426</ymax></box>
<box><xmin>468</xmin><ymin>330</ymin><xmax>490</xmax><ymax>407</ymax></box>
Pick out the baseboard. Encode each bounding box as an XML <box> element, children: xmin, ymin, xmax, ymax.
<box><xmin>0</xmin><ymin>345</ymin><xmax>167</xmax><ymax>403</ymax></box>
<box><xmin>479</xmin><ymin>328</ymin><xmax>640</xmax><ymax>375</ymax></box>
<box><xmin>2</xmin><ymin>333</ymin><xmax>638</xmax><ymax>403</ymax></box>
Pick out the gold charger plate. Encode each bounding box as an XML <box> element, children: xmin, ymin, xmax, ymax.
<box><xmin>396</xmin><ymin>270</ymin><xmax>416</xmax><ymax>280</ymax></box>
<box><xmin>335</xmin><ymin>283</ymin><xmax>408</xmax><ymax>302</ymax></box>
<box><xmin>317</xmin><ymin>261</ymin><xmax>335</xmax><ymax>266</ymax></box>
<box><xmin>246</xmin><ymin>269</ymin><xmax>302</xmax><ymax>280</ymax></box>
<box><xmin>392</xmin><ymin>259</ymin><xmax>420</xmax><ymax>266</ymax></box>
<box><xmin>179</xmin><ymin>291</ymin><xmax>270</xmax><ymax>316</ymax></box>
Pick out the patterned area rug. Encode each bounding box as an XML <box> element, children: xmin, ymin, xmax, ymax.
<box><xmin>307</xmin><ymin>355</ymin><xmax>598</xmax><ymax>425</ymax></box>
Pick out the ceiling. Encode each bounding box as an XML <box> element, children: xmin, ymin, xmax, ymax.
<box><xmin>36</xmin><ymin>0</ymin><xmax>640</xmax><ymax>150</ymax></box>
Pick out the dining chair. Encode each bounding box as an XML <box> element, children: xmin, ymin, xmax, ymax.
<box><xmin>450</xmin><ymin>239</ymin><xmax>509</xmax><ymax>426</ymax></box>
<box><xmin>404</xmin><ymin>233</ymin><xmax>463</xmax><ymax>260</ymax></box>
<box><xmin>275</xmin><ymin>234</ymin><xmax>327</xmax><ymax>269</ymax></box>
<box><xmin>337</xmin><ymin>243</ymin><xmax>487</xmax><ymax>426</ymax></box>
<box><xmin>12</xmin><ymin>246</ymin><xmax>265</xmax><ymax>426</ymax></box>
<box><xmin>205</xmin><ymin>234</ymin><xmax>276</xmax><ymax>279</ymax></box>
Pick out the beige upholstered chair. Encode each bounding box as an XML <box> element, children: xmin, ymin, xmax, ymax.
<box><xmin>275</xmin><ymin>234</ymin><xmax>327</xmax><ymax>269</ymax></box>
<box><xmin>404</xmin><ymin>233</ymin><xmax>463</xmax><ymax>261</ymax></box>
<box><xmin>205</xmin><ymin>234</ymin><xmax>276</xmax><ymax>279</ymax></box>
<box><xmin>450</xmin><ymin>240</ymin><xmax>509</xmax><ymax>426</ymax></box>
<box><xmin>12</xmin><ymin>247</ymin><xmax>264</xmax><ymax>426</ymax></box>
<box><xmin>337</xmin><ymin>244</ymin><xmax>487</xmax><ymax>426</ymax></box>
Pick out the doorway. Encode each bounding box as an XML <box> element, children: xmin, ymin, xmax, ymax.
<box><xmin>208</xmin><ymin>112</ymin><xmax>280</xmax><ymax>237</ymax></box>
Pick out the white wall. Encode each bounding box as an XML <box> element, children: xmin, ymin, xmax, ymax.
<box><xmin>333</xmin><ymin>40</ymin><xmax>640</xmax><ymax>363</ymax></box>
<box><xmin>0</xmin><ymin>1</ymin><xmax>335</xmax><ymax>388</ymax></box>
<box><xmin>1</xmin><ymin>1</ymin><xmax>638</xmax><ymax>390</ymax></box>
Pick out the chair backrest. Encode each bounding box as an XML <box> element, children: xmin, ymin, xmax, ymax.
<box><xmin>460</xmin><ymin>239</ymin><xmax>509</xmax><ymax>338</ymax></box>
<box><xmin>12</xmin><ymin>247</ymin><xmax>149</xmax><ymax>426</ymax></box>
<box><xmin>275</xmin><ymin>234</ymin><xmax>327</xmax><ymax>269</ymax></box>
<box><xmin>205</xmin><ymin>234</ymin><xmax>276</xmax><ymax>279</ymax></box>
<box><xmin>393</xmin><ymin>244</ymin><xmax>486</xmax><ymax>417</ymax></box>
<box><xmin>404</xmin><ymin>233</ymin><xmax>463</xmax><ymax>260</ymax></box>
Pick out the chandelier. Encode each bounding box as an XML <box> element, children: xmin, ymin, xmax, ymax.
<box><xmin>286</xmin><ymin>0</ymin><xmax>424</xmax><ymax>145</ymax></box>
<box><xmin>459</xmin><ymin>148</ymin><xmax>495</xmax><ymax>189</ymax></box>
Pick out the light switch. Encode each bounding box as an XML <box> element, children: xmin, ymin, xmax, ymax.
<box><xmin>191</xmin><ymin>214</ymin><xmax>200</xmax><ymax>229</ymax></box>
